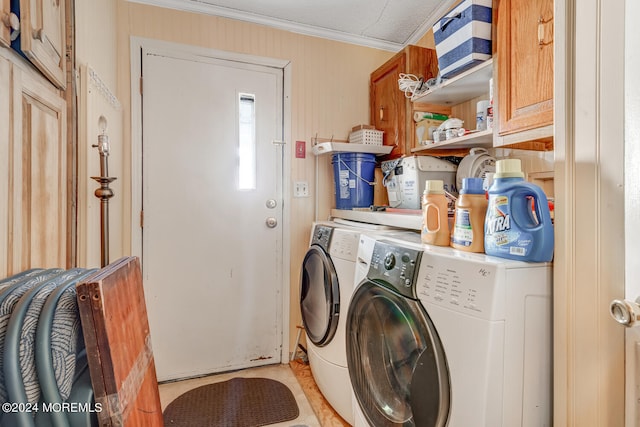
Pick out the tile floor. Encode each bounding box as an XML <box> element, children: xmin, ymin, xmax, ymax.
<box><xmin>159</xmin><ymin>363</ymin><xmax>322</xmax><ymax>427</ymax></box>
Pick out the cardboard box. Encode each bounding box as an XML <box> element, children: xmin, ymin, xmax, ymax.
<box><xmin>415</xmin><ymin>118</ymin><xmax>445</xmax><ymax>145</ymax></box>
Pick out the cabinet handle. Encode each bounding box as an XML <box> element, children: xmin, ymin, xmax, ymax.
<box><xmin>379</xmin><ymin>106</ymin><xmax>385</xmax><ymax>121</ymax></box>
<box><xmin>538</xmin><ymin>16</ymin><xmax>553</xmax><ymax>47</ymax></box>
<box><xmin>33</xmin><ymin>28</ymin><xmax>43</xmax><ymax>41</ymax></box>
<box><xmin>2</xmin><ymin>12</ymin><xmax>20</xmax><ymax>41</ymax></box>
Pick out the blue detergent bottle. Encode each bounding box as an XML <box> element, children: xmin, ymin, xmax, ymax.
<box><xmin>484</xmin><ymin>159</ymin><xmax>554</xmax><ymax>262</ymax></box>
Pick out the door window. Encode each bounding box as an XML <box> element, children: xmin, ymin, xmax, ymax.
<box><xmin>238</xmin><ymin>93</ymin><xmax>256</xmax><ymax>190</ymax></box>
<box><xmin>300</xmin><ymin>246</ymin><xmax>339</xmax><ymax>345</ymax></box>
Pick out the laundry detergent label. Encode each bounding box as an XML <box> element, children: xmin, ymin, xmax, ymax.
<box><xmin>485</xmin><ymin>195</ymin><xmax>532</xmax><ymax>256</ymax></box>
<box><xmin>339</xmin><ymin>170</ymin><xmax>350</xmax><ymax>199</ymax></box>
<box><xmin>452</xmin><ymin>208</ymin><xmax>473</xmax><ymax>247</ymax></box>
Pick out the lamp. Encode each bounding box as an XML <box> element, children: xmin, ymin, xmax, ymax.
<box><xmin>91</xmin><ymin>115</ymin><xmax>117</xmax><ymax>267</ymax></box>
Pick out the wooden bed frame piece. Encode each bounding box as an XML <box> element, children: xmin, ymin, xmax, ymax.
<box><xmin>76</xmin><ymin>256</ymin><xmax>163</xmax><ymax>426</ymax></box>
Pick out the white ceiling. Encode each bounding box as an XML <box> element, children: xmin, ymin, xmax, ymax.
<box><xmin>128</xmin><ymin>0</ymin><xmax>457</xmax><ymax>51</ymax></box>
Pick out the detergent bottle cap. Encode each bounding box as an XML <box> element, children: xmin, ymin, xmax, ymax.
<box><xmin>461</xmin><ymin>177</ymin><xmax>484</xmax><ymax>194</ymax></box>
<box><xmin>483</xmin><ymin>172</ymin><xmax>495</xmax><ymax>191</ymax></box>
<box><xmin>495</xmin><ymin>159</ymin><xmax>525</xmax><ymax>179</ymax></box>
<box><xmin>424</xmin><ymin>180</ymin><xmax>444</xmax><ymax>194</ymax></box>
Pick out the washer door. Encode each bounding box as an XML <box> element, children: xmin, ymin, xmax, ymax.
<box><xmin>347</xmin><ymin>281</ymin><xmax>450</xmax><ymax>427</ymax></box>
<box><xmin>300</xmin><ymin>245</ymin><xmax>340</xmax><ymax>346</ymax></box>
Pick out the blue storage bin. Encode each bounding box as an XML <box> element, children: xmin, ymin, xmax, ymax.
<box><xmin>433</xmin><ymin>0</ymin><xmax>492</xmax><ymax>79</ymax></box>
<box><xmin>331</xmin><ymin>153</ymin><xmax>376</xmax><ymax>210</ymax></box>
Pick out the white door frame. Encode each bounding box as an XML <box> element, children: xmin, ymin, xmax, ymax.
<box><xmin>129</xmin><ymin>36</ymin><xmax>293</xmax><ymax>361</ymax></box>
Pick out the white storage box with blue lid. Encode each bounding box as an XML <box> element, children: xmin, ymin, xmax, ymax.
<box><xmin>433</xmin><ymin>0</ymin><xmax>492</xmax><ymax>79</ymax></box>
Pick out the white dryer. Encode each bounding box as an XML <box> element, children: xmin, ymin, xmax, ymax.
<box><xmin>300</xmin><ymin>220</ymin><xmax>400</xmax><ymax>425</ymax></box>
<box><xmin>347</xmin><ymin>236</ymin><xmax>552</xmax><ymax>427</ymax></box>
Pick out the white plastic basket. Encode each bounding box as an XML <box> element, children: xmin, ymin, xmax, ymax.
<box><xmin>349</xmin><ymin>129</ymin><xmax>384</xmax><ymax>145</ymax></box>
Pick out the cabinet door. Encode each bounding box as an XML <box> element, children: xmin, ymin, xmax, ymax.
<box><xmin>1</xmin><ymin>0</ymin><xmax>11</xmax><ymax>47</ymax></box>
<box><xmin>497</xmin><ymin>0</ymin><xmax>553</xmax><ymax>136</ymax></box>
<box><xmin>9</xmin><ymin>65</ymin><xmax>67</xmax><ymax>272</ymax></box>
<box><xmin>371</xmin><ymin>53</ymin><xmax>405</xmax><ymax>159</ymax></box>
<box><xmin>18</xmin><ymin>0</ymin><xmax>66</xmax><ymax>89</ymax></box>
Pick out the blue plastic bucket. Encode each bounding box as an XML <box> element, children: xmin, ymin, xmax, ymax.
<box><xmin>331</xmin><ymin>153</ymin><xmax>377</xmax><ymax>209</ymax></box>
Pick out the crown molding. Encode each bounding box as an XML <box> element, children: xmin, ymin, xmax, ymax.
<box><xmin>127</xmin><ymin>0</ymin><xmax>407</xmax><ymax>51</ymax></box>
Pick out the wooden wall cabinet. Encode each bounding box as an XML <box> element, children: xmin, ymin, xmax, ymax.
<box><xmin>13</xmin><ymin>0</ymin><xmax>67</xmax><ymax>89</ymax></box>
<box><xmin>370</xmin><ymin>45</ymin><xmax>440</xmax><ymax>159</ymax></box>
<box><xmin>496</xmin><ymin>0</ymin><xmax>554</xmax><ymax>146</ymax></box>
<box><xmin>1</xmin><ymin>0</ymin><xmax>14</xmax><ymax>47</ymax></box>
<box><xmin>0</xmin><ymin>52</ymin><xmax>68</xmax><ymax>277</ymax></box>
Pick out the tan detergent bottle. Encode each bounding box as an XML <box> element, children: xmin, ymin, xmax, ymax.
<box><xmin>421</xmin><ymin>180</ymin><xmax>450</xmax><ymax>246</ymax></box>
<box><xmin>451</xmin><ymin>177</ymin><xmax>488</xmax><ymax>252</ymax></box>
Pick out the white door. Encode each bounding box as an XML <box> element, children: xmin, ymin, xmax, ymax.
<box><xmin>141</xmin><ymin>47</ymin><xmax>284</xmax><ymax>381</ymax></box>
<box><xmin>610</xmin><ymin>1</ymin><xmax>640</xmax><ymax>424</ymax></box>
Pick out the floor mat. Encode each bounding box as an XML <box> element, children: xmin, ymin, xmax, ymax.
<box><xmin>162</xmin><ymin>377</ymin><xmax>300</xmax><ymax>427</ymax></box>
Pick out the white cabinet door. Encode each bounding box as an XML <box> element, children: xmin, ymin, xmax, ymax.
<box><xmin>17</xmin><ymin>0</ymin><xmax>66</xmax><ymax>88</ymax></box>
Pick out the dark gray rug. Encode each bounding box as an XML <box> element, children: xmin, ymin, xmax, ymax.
<box><xmin>163</xmin><ymin>377</ymin><xmax>300</xmax><ymax>427</ymax></box>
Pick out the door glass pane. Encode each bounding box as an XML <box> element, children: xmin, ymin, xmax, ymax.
<box><xmin>238</xmin><ymin>93</ymin><xmax>256</xmax><ymax>190</ymax></box>
<box><xmin>300</xmin><ymin>249</ymin><xmax>331</xmax><ymax>343</ymax></box>
<box><xmin>348</xmin><ymin>282</ymin><xmax>449</xmax><ymax>427</ymax></box>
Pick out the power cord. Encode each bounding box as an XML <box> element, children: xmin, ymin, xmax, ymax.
<box><xmin>398</xmin><ymin>73</ymin><xmax>427</xmax><ymax>99</ymax></box>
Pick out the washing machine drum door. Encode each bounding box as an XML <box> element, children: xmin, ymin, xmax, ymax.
<box><xmin>347</xmin><ymin>282</ymin><xmax>450</xmax><ymax>427</ymax></box>
<box><xmin>300</xmin><ymin>245</ymin><xmax>340</xmax><ymax>346</ymax></box>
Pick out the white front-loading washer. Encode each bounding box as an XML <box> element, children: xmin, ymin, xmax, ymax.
<box><xmin>347</xmin><ymin>236</ymin><xmax>552</xmax><ymax>427</ymax></box>
<box><xmin>300</xmin><ymin>220</ymin><xmax>402</xmax><ymax>425</ymax></box>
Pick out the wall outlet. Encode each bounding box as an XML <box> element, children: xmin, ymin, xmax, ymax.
<box><xmin>294</xmin><ymin>181</ymin><xmax>309</xmax><ymax>198</ymax></box>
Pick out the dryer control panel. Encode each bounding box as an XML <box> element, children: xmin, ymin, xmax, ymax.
<box><xmin>311</xmin><ymin>224</ymin><xmax>333</xmax><ymax>252</ymax></box>
<box><xmin>368</xmin><ymin>240</ymin><xmax>422</xmax><ymax>299</ymax></box>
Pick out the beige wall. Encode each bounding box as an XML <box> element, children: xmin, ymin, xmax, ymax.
<box><xmin>114</xmin><ymin>1</ymin><xmax>392</xmax><ymax>351</ymax></box>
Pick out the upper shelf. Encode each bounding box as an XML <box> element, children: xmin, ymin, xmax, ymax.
<box><xmin>411</xmin><ymin>129</ymin><xmax>493</xmax><ymax>152</ymax></box>
<box><xmin>411</xmin><ymin>59</ymin><xmax>493</xmax><ymax>105</ymax></box>
<box><xmin>312</xmin><ymin>142</ymin><xmax>393</xmax><ymax>156</ymax></box>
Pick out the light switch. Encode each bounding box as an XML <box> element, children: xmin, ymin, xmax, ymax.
<box><xmin>294</xmin><ymin>181</ymin><xmax>309</xmax><ymax>197</ymax></box>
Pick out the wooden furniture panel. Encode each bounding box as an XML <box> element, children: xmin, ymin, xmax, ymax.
<box><xmin>1</xmin><ymin>0</ymin><xmax>13</xmax><ymax>47</ymax></box>
<box><xmin>77</xmin><ymin>256</ymin><xmax>163</xmax><ymax>427</ymax></box>
<box><xmin>497</xmin><ymin>0</ymin><xmax>553</xmax><ymax>137</ymax></box>
<box><xmin>0</xmin><ymin>57</ymin><xmax>9</xmax><ymax>278</ymax></box>
<box><xmin>371</xmin><ymin>45</ymin><xmax>439</xmax><ymax>159</ymax></box>
<box><xmin>7</xmin><ymin>59</ymin><xmax>67</xmax><ymax>274</ymax></box>
<box><xmin>17</xmin><ymin>0</ymin><xmax>67</xmax><ymax>88</ymax></box>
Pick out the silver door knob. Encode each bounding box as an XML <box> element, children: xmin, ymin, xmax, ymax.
<box><xmin>266</xmin><ymin>199</ymin><xmax>277</xmax><ymax>209</ymax></box>
<box><xmin>610</xmin><ymin>298</ymin><xmax>640</xmax><ymax>327</ymax></box>
<box><xmin>265</xmin><ymin>217</ymin><xmax>278</xmax><ymax>228</ymax></box>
